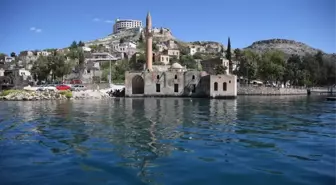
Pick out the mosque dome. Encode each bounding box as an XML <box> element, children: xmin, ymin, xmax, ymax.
<box><xmin>171</xmin><ymin>62</ymin><xmax>183</xmax><ymax>69</ymax></box>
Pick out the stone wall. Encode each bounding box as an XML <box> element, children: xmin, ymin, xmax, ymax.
<box><xmin>237</xmin><ymin>86</ymin><xmax>307</xmax><ymax>95</ymax></box>
<box><xmin>84</xmin><ymin>83</ymin><xmax>110</xmax><ymax>90</ymax></box>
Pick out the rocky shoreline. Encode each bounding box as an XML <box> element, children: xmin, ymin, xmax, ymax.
<box><xmin>0</xmin><ymin>89</ymin><xmax>112</xmax><ymax>101</ymax></box>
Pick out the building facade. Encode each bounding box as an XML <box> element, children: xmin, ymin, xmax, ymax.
<box><xmin>124</xmin><ymin>12</ymin><xmax>237</xmax><ymax>99</ymax></box>
<box><xmin>113</xmin><ymin>19</ymin><xmax>142</xmax><ymax>33</ymax></box>
<box><xmin>5</xmin><ymin>56</ymin><xmax>15</xmax><ymax>63</ymax></box>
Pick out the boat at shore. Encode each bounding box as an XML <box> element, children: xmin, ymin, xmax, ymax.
<box><xmin>326</xmin><ymin>97</ymin><xmax>336</xmax><ymax>101</ymax></box>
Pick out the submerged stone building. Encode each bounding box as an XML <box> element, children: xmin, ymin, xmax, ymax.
<box><xmin>124</xmin><ymin>12</ymin><xmax>237</xmax><ymax>98</ymax></box>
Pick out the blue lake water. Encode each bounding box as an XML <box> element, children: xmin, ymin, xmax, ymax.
<box><xmin>0</xmin><ymin>96</ymin><xmax>335</xmax><ymax>185</ymax></box>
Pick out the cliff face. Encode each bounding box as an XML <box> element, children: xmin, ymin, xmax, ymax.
<box><xmin>245</xmin><ymin>39</ymin><xmax>324</xmax><ymax>56</ymax></box>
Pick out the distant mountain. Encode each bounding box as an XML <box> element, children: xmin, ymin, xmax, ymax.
<box><xmin>244</xmin><ymin>39</ymin><xmax>331</xmax><ymax>56</ymax></box>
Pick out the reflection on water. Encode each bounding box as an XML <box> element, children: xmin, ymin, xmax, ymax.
<box><xmin>0</xmin><ymin>96</ymin><xmax>335</xmax><ymax>185</ymax></box>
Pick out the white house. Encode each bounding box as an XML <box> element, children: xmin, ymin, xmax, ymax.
<box><xmin>156</xmin><ymin>43</ymin><xmax>167</xmax><ymax>52</ymax></box>
<box><xmin>19</xmin><ymin>68</ymin><xmax>31</xmax><ymax>76</ymax></box>
<box><xmin>112</xmin><ymin>41</ymin><xmax>137</xmax><ymax>53</ymax></box>
<box><xmin>189</xmin><ymin>46</ymin><xmax>197</xmax><ymax>56</ymax></box>
<box><xmin>27</xmin><ymin>51</ymin><xmax>34</xmax><ymax>56</ymax></box>
<box><xmin>82</xmin><ymin>46</ymin><xmax>92</xmax><ymax>52</ymax></box>
<box><xmin>37</xmin><ymin>51</ymin><xmax>50</xmax><ymax>56</ymax></box>
<box><xmin>18</xmin><ymin>68</ymin><xmax>32</xmax><ymax>81</ymax></box>
<box><xmin>166</xmin><ymin>40</ymin><xmax>177</xmax><ymax>49</ymax></box>
<box><xmin>0</xmin><ymin>68</ymin><xmax>4</xmax><ymax>76</ymax></box>
<box><xmin>5</xmin><ymin>56</ymin><xmax>15</xmax><ymax>63</ymax></box>
<box><xmin>159</xmin><ymin>54</ymin><xmax>170</xmax><ymax>65</ymax></box>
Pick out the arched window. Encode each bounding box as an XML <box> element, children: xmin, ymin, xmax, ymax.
<box><xmin>223</xmin><ymin>82</ymin><xmax>227</xmax><ymax>91</ymax></box>
<box><xmin>157</xmin><ymin>75</ymin><xmax>160</xmax><ymax>80</ymax></box>
<box><xmin>192</xmin><ymin>75</ymin><xmax>195</xmax><ymax>80</ymax></box>
<box><xmin>214</xmin><ymin>82</ymin><xmax>218</xmax><ymax>91</ymax></box>
<box><xmin>174</xmin><ymin>75</ymin><xmax>177</xmax><ymax>79</ymax></box>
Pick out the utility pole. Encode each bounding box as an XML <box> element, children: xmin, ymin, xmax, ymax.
<box><xmin>109</xmin><ymin>59</ymin><xmax>112</xmax><ymax>85</ymax></box>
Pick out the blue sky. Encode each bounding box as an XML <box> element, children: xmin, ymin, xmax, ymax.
<box><xmin>0</xmin><ymin>0</ymin><xmax>335</xmax><ymax>55</ymax></box>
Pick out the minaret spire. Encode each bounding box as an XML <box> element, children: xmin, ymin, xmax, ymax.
<box><xmin>145</xmin><ymin>12</ymin><xmax>153</xmax><ymax>71</ymax></box>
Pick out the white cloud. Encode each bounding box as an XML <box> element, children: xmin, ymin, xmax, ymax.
<box><xmin>93</xmin><ymin>18</ymin><xmax>101</xmax><ymax>22</ymax></box>
<box><xmin>104</xmin><ymin>20</ymin><xmax>113</xmax><ymax>23</ymax></box>
<box><xmin>29</xmin><ymin>27</ymin><xmax>42</xmax><ymax>33</ymax></box>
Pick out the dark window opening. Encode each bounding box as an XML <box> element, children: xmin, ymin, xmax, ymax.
<box><xmin>223</xmin><ymin>82</ymin><xmax>227</xmax><ymax>91</ymax></box>
<box><xmin>192</xmin><ymin>75</ymin><xmax>195</xmax><ymax>80</ymax></box>
<box><xmin>192</xmin><ymin>84</ymin><xmax>196</xmax><ymax>93</ymax></box>
<box><xmin>156</xmin><ymin>83</ymin><xmax>160</xmax><ymax>92</ymax></box>
<box><xmin>157</xmin><ymin>75</ymin><xmax>160</xmax><ymax>80</ymax></box>
<box><xmin>174</xmin><ymin>75</ymin><xmax>177</xmax><ymax>79</ymax></box>
<box><xmin>174</xmin><ymin>84</ymin><xmax>179</xmax><ymax>92</ymax></box>
<box><xmin>229</xmin><ymin>80</ymin><xmax>231</xmax><ymax>83</ymax></box>
<box><xmin>214</xmin><ymin>82</ymin><xmax>218</xmax><ymax>91</ymax></box>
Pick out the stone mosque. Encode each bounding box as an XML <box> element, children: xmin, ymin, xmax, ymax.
<box><xmin>124</xmin><ymin>12</ymin><xmax>237</xmax><ymax>98</ymax></box>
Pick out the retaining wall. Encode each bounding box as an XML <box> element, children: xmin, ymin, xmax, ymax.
<box><xmin>238</xmin><ymin>86</ymin><xmax>307</xmax><ymax>95</ymax></box>
<box><xmin>83</xmin><ymin>83</ymin><xmax>308</xmax><ymax>95</ymax></box>
<box><xmin>83</xmin><ymin>83</ymin><xmax>110</xmax><ymax>90</ymax></box>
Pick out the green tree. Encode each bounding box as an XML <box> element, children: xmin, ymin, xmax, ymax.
<box><xmin>102</xmin><ymin>60</ymin><xmax>130</xmax><ymax>83</ymax></box>
<box><xmin>31</xmin><ymin>56</ymin><xmax>51</xmax><ymax>82</ymax></box>
<box><xmin>31</xmin><ymin>52</ymin><xmax>73</xmax><ymax>82</ymax></box>
<box><xmin>129</xmin><ymin>53</ymin><xmax>146</xmax><ymax>70</ymax></box>
<box><xmin>258</xmin><ymin>50</ymin><xmax>285</xmax><ymax>83</ymax></box>
<box><xmin>10</xmin><ymin>52</ymin><xmax>16</xmax><ymax>58</ymax></box>
<box><xmin>237</xmin><ymin>50</ymin><xmax>259</xmax><ymax>83</ymax></box>
<box><xmin>78</xmin><ymin>41</ymin><xmax>85</xmax><ymax>47</ymax></box>
<box><xmin>314</xmin><ymin>51</ymin><xmax>326</xmax><ymax>84</ymax></box>
<box><xmin>283</xmin><ymin>54</ymin><xmax>303</xmax><ymax>86</ymax></box>
<box><xmin>193</xmin><ymin>52</ymin><xmax>203</xmax><ymax>60</ymax></box>
<box><xmin>225</xmin><ymin>37</ymin><xmax>232</xmax><ymax>73</ymax></box>
<box><xmin>233</xmin><ymin>48</ymin><xmax>242</xmax><ymax>75</ymax></box>
<box><xmin>137</xmin><ymin>42</ymin><xmax>145</xmax><ymax>50</ymax></box>
<box><xmin>234</xmin><ymin>48</ymin><xmax>242</xmax><ymax>60</ymax></box>
<box><xmin>66</xmin><ymin>47</ymin><xmax>85</xmax><ymax>78</ymax></box>
<box><xmin>51</xmin><ymin>55</ymin><xmax>73</xmax><ymax>81</ymax></box>
<box><xmin>215</xmin><ymin>65</ymin><xmax>227</xmax><ymax>75</ymax></box>
<box><xmin>303</xmin><ymin>54</ymin><xmax>319</xmax><ymax>86</ymax></box>
<box><xmin>0</xmin><ymin>53</ymin><xmax>6</xmax><ymax>61</ymax></box>
<box><xmin>169</xmin><ymin>56</ymin><xmax>179</xmax><ymax>64</ymax></box>
<box><xmin>139</xmin><ymin>34</ymin><xmax>143</xmax><ymax>43</ymax></box>
<box><xmin>70</xmin><ymin>41</ymin><xmax>78</xmax><ymax>49</ymax></box>
<box><xmin>89</xmin><ymin>45</ymin><xmax>98</xmax><ymax>52</ymax></box>
<box><xmin>179</xmin><ymin>55</ymin><xmax>197</xmax><ymax>69</ymax></box>
<box><xmin>220</xmin><ymin>46</ymin><xmax>225</xmax><ymax>54</ymax></box>
<box><xmin>152</xmin><ymin>43</ymin><xmax>157</xmax><ymax>51</ymax></box>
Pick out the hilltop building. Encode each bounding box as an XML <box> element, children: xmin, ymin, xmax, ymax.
<box><xmin>113</xmin><ymin>19</ymin><xmax>143</xmax><ymax>33</ymax></box>
<box><xmin>124</xmin><ymin>12</ymin><xmax>237</xmax><ymax>99</ymax></box>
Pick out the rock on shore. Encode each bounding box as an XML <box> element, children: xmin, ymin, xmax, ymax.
<box><xmin>72</xmin><ymin>90</ymin><xmax>111</xmax><ymax>99</ymax></box>
<box><xmin>0</xmin><ymin>89</ymin><xmax>112</xmax><ymax>101</ymax></box>
<box><xmin>0</xmin><ymin>90</ymin><xmax>68</xmax><ymax>101</ymax></box>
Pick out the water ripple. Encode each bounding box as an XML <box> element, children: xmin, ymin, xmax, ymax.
<box><xmin>0</xmin><ymin>96</ymin><xmax>335</xmax><ymax>185</ymax></box>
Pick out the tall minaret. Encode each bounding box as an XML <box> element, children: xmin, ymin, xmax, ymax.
<box><xmin>145</xmin><ymin>12</ymin><xmax>153</xmax><ymax>71</ymax></box>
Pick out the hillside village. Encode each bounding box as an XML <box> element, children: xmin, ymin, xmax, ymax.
<box><xmin>0</xmin><ymin>18</ymin><xmax>234</xmax><ymax>86</ymax></box>
<box><xmin>0</xmin><ymin>17</ymin><xmax>335</xmax><ymax>89</ymax></box>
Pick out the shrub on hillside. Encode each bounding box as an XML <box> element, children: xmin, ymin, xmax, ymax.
<box><xmin>58</xmin><ymin>90</ymin><xmax>72</xmax><ymax>99</ymax></box>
